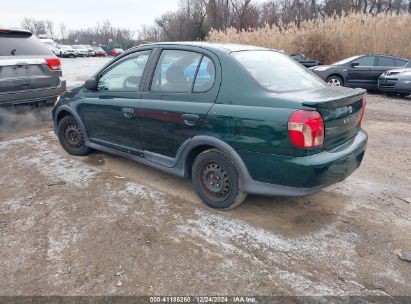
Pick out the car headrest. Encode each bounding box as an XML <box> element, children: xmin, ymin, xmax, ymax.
<box><xmin>166</xmin><ymin>65</ymin><xmax>186</xmax><ymax>83</ymax></box>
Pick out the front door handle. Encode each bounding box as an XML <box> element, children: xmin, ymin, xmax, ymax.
<box><xmin>182</xmin><ymin>114</ymin><xmax>200</xmax><ymax>126</ymax></box>
<box><xmin>122</xmin><ymin>107</ymin><xmax>134</xmax><ymax>118</ymax></box>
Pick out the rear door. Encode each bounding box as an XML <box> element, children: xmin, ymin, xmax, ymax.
<box><xmin>137</xmin><ymin>47</ymin><xmax>220</xmax><ymax>164</ymax></box>
<box><xmin>80</xmin><ymin>50</ymin><xmax>152</xmax><ymax>154</ymax></box>
<box><xmin>0</xmin><ymin>31</ymin><xmax>59</xmax><ymax>94</ymax></box>
<box><xmin>346</xmin><ymin>55</ymin><xmax>376</xmax><ymax>89</ymax></box>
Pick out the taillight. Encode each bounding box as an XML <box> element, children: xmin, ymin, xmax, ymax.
<box><xmin>45</xmin><ymin>58</ymin><xmax>61</xmax><ymax>71</ymax></box>
<box><xmin>288</xmin><ymin>110</ymin><xmax>324</xmax><ymax>148</ymax></box>
<box><xmin>359</xmin><ymin>96</ymin><xmax>366</xmax><ymax>125</ymax></box>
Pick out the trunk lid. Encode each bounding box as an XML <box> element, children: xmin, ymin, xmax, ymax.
<box><xmin>283</xmin><ymin>86</ymin><xmax>366</xmax><ymax>150</ymax></box>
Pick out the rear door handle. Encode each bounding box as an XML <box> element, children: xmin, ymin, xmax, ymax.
<box><xmin>122</xmin><ymin>107</ymin><xmax>134</xmax><ymax>118</ymax></box>
<box><xmin>182</xmin><ymin>114</ymin><xmax>200</xmax><ymax>126</ymax></box>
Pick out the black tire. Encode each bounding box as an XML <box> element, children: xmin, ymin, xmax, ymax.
<box><xmin>192</xmin><ymin>149</ymin><xmax>247</xmax><ymax>210</ymax></box>
<box><xmin>57</xmin><ymin>115</ymin><xmax>92</xmax><ymax>156</ymax></box>
<box><xmin>326</xmin><ymin>75</ymin><xmax>343</xmax><ymax>86</ymax></box>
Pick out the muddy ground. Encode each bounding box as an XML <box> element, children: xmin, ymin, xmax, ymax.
<box><xmin>0</xmin><ymin>91</ymin><xmax>410</xmax><ymax>296</ymax></box>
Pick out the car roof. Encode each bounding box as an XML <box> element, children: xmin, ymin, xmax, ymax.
<box><xmin>134</xmin><ymin>41</ymin><xmax>270</xmax><ymax>53</ymax></box>
<box><xmin>362</xmin><ymin>54</ymin><xmax>409</xmax><ymax>60</ymax></box>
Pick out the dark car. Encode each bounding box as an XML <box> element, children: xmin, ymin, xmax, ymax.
<box><xmin>52</xmin><ymin>42</ymin><xmax>367</xmax><ymax>210</ymax></box>
<box><xmin>0</xmin><ymin>29</ymin><xmax>66</xmax><ymax>107</ymax></box>
<box><xmin>290</xmin><ymin>53</ymin><xmax>323</xmax><ymax>68</ymax></box>
<box><xmin>378</xmin><ymin>68</ymin><xmax>411</xmax><ymax>97</ymax></box>
<box><xmin>310</xmin><ymin>54</ymin><xmax>410</xmax><ymax>90</ymax></box>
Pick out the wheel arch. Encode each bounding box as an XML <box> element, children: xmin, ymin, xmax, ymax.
<box><xmin>326</xmin><ymin>73</ymin><xmax>345</xmax><ymax>85</ymax></box>
<box><xmin>54</xmin><ymin>105</ymin><xmax>90</xmax><ymax>143</ymax></box>
<box><xmin>179</xmin><ymin>136</ymin><xmax>252</xmax><ymax>185</ymax></box>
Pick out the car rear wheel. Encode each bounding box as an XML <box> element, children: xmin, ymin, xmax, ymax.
<box><xmin>57</xmin><ymin>115</ymin><xmax>92</xmax><ymax>156</ymax></box>
<box><xmin>326</xmin><ymin>75</ymin><xmax>343</xmax><ymax>86</ymax></box>
<box><xmin>192</xmin><ymin>149</ymin><xmax>247</xmax><ymax>210</ymax></box>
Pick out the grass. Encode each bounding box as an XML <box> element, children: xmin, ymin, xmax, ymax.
<box><xmin>208</xmin><ymin>13</ymin><xmax>411</xmax><ymax>63</ymax></box>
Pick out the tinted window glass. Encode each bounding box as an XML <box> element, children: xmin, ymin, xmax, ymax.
<box><xmin>98</xmin><ymin>51</ymin><xmax>151</xmax><ymax>91</ymax></box>
<box><xmin>377</xmin><ymin>56</ymin><xmax>396</xmax><ymax>66</ymax></box>
<box><xmin>232</xmin><ymin>51</ymin><xmax>324</xmax><ymax>92</ymax></box>
<box><xmin>0</xmin><ymin>35</ymin><xmax>52</xmax><ymax>56</ymax></box>
<box><xmin>355</xmin><ymin>56</ymin><xmax>375</xmax><ymax>66</ymax></box>
<box><xmin>194</xmin><ymin>56</ymin><xmax>216</xmax><ymax>92</ymax></box>
<box><xmin>394</xmin><ymin>58</ymin><xmax>408</xmax><ymax>67</ymax></box>
<box><xmin>151</xmin><ymin>50</ymin><xmax>202</xmax><ymax>92</ymax></box>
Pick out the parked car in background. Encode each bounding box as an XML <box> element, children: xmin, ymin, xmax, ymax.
<box><xmin>39</xmin><ymin>37</ymin><xmax>60</xmax><ymax>56</ymax></box>
<box><xmin>92</xmin><ymin>46</ymin><xmax>107</xmax><ymax>57</ymax></box>
<box><xmin>378</xmin><ymin>68</ymin><xmax>411</xmax><ymax>97</ymax></box>
<box><xmin>72</xmin><ymin>45</ymin><xmax>89</xmax><ymax>57</ymax></box>
<box><xmin>59</xmin><ymin>45</ymin><xmax>76</xmax><ymax>58</ymax></box>
<box><xmin>0</xmin><ymin>29</ymin><xmax>66</xmax><ymax>107</ymax></box>
<box><xmin>111</xmin><ymin>48</ymin><xmax>124</xmax><ymax>56</ymax></box>
<box><xmin>310</xmin><ymin>54</ymin><xmax>410</xmax><ymax>90</ymax></box>
<box><xmin>82</xmin><ymin>45</ymin><xmax>96</xmax><ymax>57</ymax></box>
<box><xmin>53</xmin><ymin>42</ymin><xmax>367</xmax><ymax>210</ymax></box>
<box><xmin>290</xmin><ymin>53</ymin><xmax>323</xmax><ymax>68</ymax></box>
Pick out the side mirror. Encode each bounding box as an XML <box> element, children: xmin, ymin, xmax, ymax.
<box><xmin>85</xmin><ymin>78</ymin><xmax>98</xmax><ymax>90</ymax></box>
<box><xmin>350</xmin><ymin>62</ymin><xmax>360</xmax><ymax>68</ymax></box>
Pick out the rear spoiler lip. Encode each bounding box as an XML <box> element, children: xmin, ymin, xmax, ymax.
<box><xmin>0</xmin><ymin>29</ymin><xmax>33</xmax><ymax>37</ymax></box>
<box><xmin>302</xmin><ymin>88</ymin><xmax>366</xmax><ymax>109</ymax></box>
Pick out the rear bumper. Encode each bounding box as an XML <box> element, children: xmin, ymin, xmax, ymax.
<box><xmin>241</xmin><ymin>130</ymin><xmax>368</xmax><ymax>196</ymax></box>
<box><xmin>0</xmin><ymin>80</ymin><xmax>66</xmax><ymax>107</ymax></box>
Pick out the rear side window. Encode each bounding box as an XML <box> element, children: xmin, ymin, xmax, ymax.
<box><xmin>0</xmin><ymin>33</ymin><xmax>52</xmax><ymax>56</ymax></box>
<box><xmin>151</xmin><ymin>50</ymin><xmax>202</xmax><ymax>92</ymax></box>
<box><xmin>193</xmin><ymin>56</ymin><xmax>216</xmax><ymax>92</ymax></box>
<box><xmin>377</xmin><ymin>56</ymin><xmax>396</xmax><ymax>67</ymax></box>
<box><xmin>394</xmin><ymin>58</ymin><xmax>408</xmax><ymax>67</ymax></box>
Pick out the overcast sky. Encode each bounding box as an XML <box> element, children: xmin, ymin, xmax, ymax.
<box><xmin>0</xmin><ymin>0</ymin><xmax>182</xmax><ymax>31</ymax></box>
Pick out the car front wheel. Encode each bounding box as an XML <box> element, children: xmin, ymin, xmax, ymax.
<box><xmin>57</xmin><ymin>115</ymin><xmax>92</xmax><ymax>156</ymax></box>
<box><xmin>326</xmin><ymin>75</ymin><xmax>343</xmax><ymax>86</ymax></box>
<box><xmin>192</xmin><ymin>149</ymin><xmax>247</xmax><ymax>210</ymax></box>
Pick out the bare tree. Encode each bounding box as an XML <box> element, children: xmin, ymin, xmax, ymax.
<box><xmin>59</xmin><ymin>23</ymin><xmax>67</xmax><ymax>42</ymax></box>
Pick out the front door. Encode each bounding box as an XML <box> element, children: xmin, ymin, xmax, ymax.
<box><xmin>137</xmin><ymin>48</ymin><xmax>220</xmax><ymax>164</ymax></box>
<box><xmin>346</xmin><ymin>55</ymin><xmax>376</xmax><ymax>89</ymax></box>
<box><xmin>81</xmin><ymin>50</ymin><xmax>152</xmax><ymax>154</ymax></box>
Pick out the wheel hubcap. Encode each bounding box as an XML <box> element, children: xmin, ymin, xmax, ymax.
<box><xmin>328</xmin><ymin>78</ymin><xmax>341</xmax><ymax>86</ymax></box>
<box><xmin>200</xmin><ymin>162</ymin><xmax>232</xmax><ymax>202</ymax></box>
<box><xmin>65</xmin><ymin>124</ymin><xmax>84</xmax><ymax>148</ymax></box>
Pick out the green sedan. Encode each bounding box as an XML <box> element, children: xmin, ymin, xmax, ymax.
<box><xmin>52</xmin><ymin>42</ymin><xmax>367</xmax><ymax>210</ymax></box>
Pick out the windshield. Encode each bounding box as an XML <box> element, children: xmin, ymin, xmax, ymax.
<box><xmin>333</xmin><ymin>55</ymin><xmax>361</xmax><ymax>65</ymax></box>
<box><xmin>232</xmin><ymin>50</ymin><xmax>325</xmax><ymax>92</ymax></box>
<box><xmin>72</xmin><ymin>45</ymin><xmax>82</xmax><ymax>49</ymax></box>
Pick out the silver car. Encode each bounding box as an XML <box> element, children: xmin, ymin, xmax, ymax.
<box><xmin>0</xmin><ymin>29</ymin><xmax>66</xmax><ymax>107</ymax></box>
<box><xmin>72</xmin><ymin>45</ymin><xmax>89</xmax><ymax>57</ymax></box>
<box><xmin>378</xmin><ymin>68</ymin><xmax>411</xmax><ymax>97</ymax></box>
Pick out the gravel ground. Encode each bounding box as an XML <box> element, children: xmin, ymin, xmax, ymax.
<box><xmin>0</xmin><ymin>58</ymin><xmax>410</xmax><ymax>296</ymax></box>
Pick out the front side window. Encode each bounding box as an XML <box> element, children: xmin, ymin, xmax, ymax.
<box><xmin>98</xmin><ymin>51</ymin><xmax>151</xmax><ymax>91</ymax></box>
<box><xmin>232</xmin><ymin>50</ymin><xmax>324</xmax><ymax>92</ymax></box>
<box><xmin>355</xmin><ymin>56</ymin><xmax>375</xmax><ymax>67</ymax></box>
<box><xmin>151</xmin><ymin>50</ymin><xmax>202</xmax><ymax>92</ymax></box>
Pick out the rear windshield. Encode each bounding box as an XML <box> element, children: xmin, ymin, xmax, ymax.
<box><xmin>0</xmin><ymin>34</ymin><xmax>52</xmax><ymax>56</ymax></box>
<box><xmin>232</xmin><ymin>50</ymin><xmax>325</xmax><ymax>92</ymax></box>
